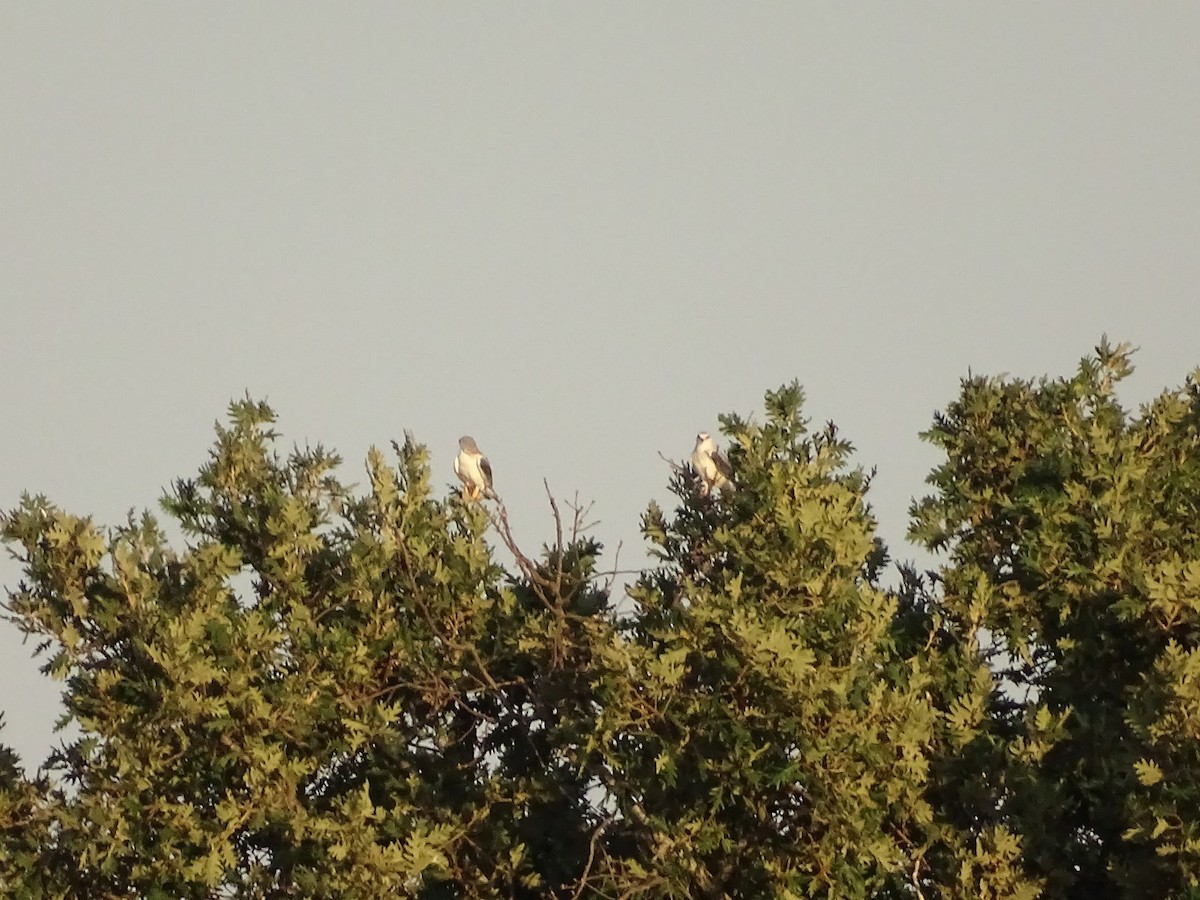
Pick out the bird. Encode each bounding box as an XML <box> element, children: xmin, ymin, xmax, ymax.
<box><xmin>691</xmin><ymin>432</ymin><xmax>733</xmax><ymax>496</ymax></box>
<box><xmin>454</xmin><ymin>435</ymin><xmax>494</xmax><ymax>501</ymax></box>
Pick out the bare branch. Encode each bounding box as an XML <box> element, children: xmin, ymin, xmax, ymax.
<box><xmin>486</xmin><ymin>498</ymin><xmax>558</xmax><ymax>615</ymax></box>
<box><xmin>493</xmin><ymin>508</ymin><xmax>545</xmax><ymax>577</ymax></box>
<box><xmin>595</xmin><ymin>540</ymin><xmax>632</xmax><ymax>593</ymax></box>
<box><xmin>570</xmin><ymin>816</ymin><xmax>614</xmax><ymax>900</ymax></box>
<box><xmin>657</xmin><ymin>450</ymin><xmax>685</xmax><ymax>474</ymax></box>
<box><xmin>564</xmin><ymin>493</ymin><xmax>599</xmax><ymax>542</ymax></box>
<box><xmin>544</xmin><ymin>479</ymin><xmax>565</xmax><ymax>596</ymax></box>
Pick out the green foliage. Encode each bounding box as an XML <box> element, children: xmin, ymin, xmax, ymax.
<box><xmin>0</xmin><ymin>403</ymin><xmax>614</xmax><ymax>897</ymax></box>
<box><xmin>611</xmin><ymin>387</ymin><xmax>934</xmax><ymax>897</ymax></box>
<box><xmin>910</xmin><ymin>338</ymin><xmax>1200</xmax><ymax>898</ymax></box>
<box><xmin>1</xmin><ymin>344</ymin><xmax>1198</xmax><ymax>897</ymax></box>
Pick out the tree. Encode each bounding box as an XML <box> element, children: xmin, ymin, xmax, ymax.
<box><xmin>2</xmin><ymin>343</ymin><xmax>1198</xmax><ymax>897</ymax></box>
<box><xmin>594</xmin><ymin>384</ymin><xmax>1035</xmax><ymax>898</ymax></box>
<box><xmin>0</xmin><ymin>715</ymin><xmax>51</xmax><ymax>897</ymax></box>
<box><xmin>0</xmin><ymin>401</ymin><xmax>618</xmax><ymax>897</ymax></box>
<box><xmin>910</xmin><ymin>340</ymin><xmax>1200</xmax><ymax>897</ymax></box>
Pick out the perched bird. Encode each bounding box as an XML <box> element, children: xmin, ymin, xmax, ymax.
<box><xmin>691</xmin><ymin>432</ymin><xmax>733</xmax><ymax>496</ymax></box>
<box><xmin>454</xmin><ymin>435</ymin><xmax>494</xmax><ymax>501</ymax></box>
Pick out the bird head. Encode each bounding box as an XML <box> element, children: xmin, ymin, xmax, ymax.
<box><xmin>695</xmin><ymin>432</ymin><xmax>711</xmax><ymax>448</ymax></box>
<box><xmin>459</xmin><ymin>436</ymin><xmax>480</xmax><ymax>453</ymax></box>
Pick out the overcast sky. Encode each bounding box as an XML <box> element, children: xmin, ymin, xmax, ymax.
<box><xmin>2</xmin><ymin>4</ymin><xmax>1197</xmax><ymax>772</ymax></box>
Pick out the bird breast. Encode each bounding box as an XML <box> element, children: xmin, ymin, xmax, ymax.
<box><xmin>456</xmin><ymin>451</ymin><xmax>484</xmax><ymax>487</ymax></box>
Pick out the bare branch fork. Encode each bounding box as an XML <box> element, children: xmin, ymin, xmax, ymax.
<box><xmin>483</xmin><ymin>480</ymin><xmax>632</xmax><ymax>598</ymax></box>
<box><xmin>486</xmin><ymin>499</ymin><xmax>554</xmax><ymax>601</ymax></box>
<box><xmin>486</xmin><ymin>481</ymin><xmax>615</xmax><ymax>669</ymax></box>
<box><xmin>484</xmin><ymin>480</ymin><xmax>572</xmax><ymax>616</ymax></box>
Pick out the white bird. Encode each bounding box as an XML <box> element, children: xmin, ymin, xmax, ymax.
<box><xmin>454</xmin><ymin>435</ymin><xmax>494</xmax><ymax>501</ymax></box>
<box><xmin>691</xmin><ymin>432</ymin><xmax>733</xmax><ymax>496</ymax></box>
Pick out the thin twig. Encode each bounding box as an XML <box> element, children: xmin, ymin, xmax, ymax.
<box><xmin>544</xmin><ymin>479</ymin><xmax>565</xmax><ymax>596</ymax></box>
<box><xmin>488</xmin><ymin>502</ymin><xmax>556</xmax><ymax>597</ymax></box>
<box><xmin>570</xmin><ymin>816</ymin><xmax>613</xmax><ymax>900</ymax></box>
<box><xmin>657</xmin><ymin>450</ymin><xmax>685</xmax><ymax>474</ymax></box>
<box><xmin>565</xmin><ymin>493</ymin><xmax>599</xmax><ymax>540</ymax></box>
<box><xmin>598</xmin><ymin>540</ymin><xmax>626</xmax><ymax>593</ymax></box>
<box><xmin>586</xmin><ymin>569</ymin><xmax>644</xmax><ymax>586</ymax></box>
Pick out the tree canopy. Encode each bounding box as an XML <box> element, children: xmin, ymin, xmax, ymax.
<box><xmin>2</xmin><ymin>340</ymin><xmax>1198</xmax><ymax>898</ymax></box>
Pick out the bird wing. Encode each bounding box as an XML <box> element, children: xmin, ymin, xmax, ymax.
<box><xmin>479</xmin><ymin>455</ymin><xmax>494</xmax><ymax>492</ymax></box>
<box><xmin>712</xmin><ymin>448</ymin><xmax>733</xmax><ymax>482</ymax></box>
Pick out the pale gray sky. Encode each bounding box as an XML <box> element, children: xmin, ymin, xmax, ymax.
<box><xmin>2</xmin><ymin>4</ymin><xmax>1198</xmax><ymax>771</ymax></box>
